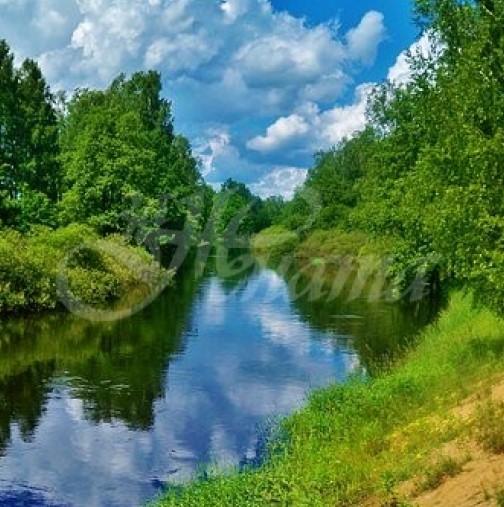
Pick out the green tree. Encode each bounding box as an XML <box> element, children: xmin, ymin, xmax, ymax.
<box><xmin>353</xmin><ymin>0</ymin><xmax>504</xmax><ymax>309</ymax></box>
<box><xmin>0</xmin><ymin>40</ymin><xmax>60</xmax><ymax>229</ymax></box>
<box><xmin>215</xmin><ymin>179</ymin><xmax>270</xmax><ymax>238</ymax></box>
<box><xmin>304</xmin><ymin>128</ymin><xmax>376</xmax><ymax>230</ymax></box>
<box><xmin>59</xmin><ymin>71</ymin><xmax>202</xmax><ymax>235</ymax></box>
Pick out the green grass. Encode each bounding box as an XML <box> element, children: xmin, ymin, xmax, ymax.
<box><xmin>474</xmin><ymin>399</ymin><xmax>504</xmax><ymax>454</ymax></box>
<box><xmin>483</xmin><ymin>486</ymin><xmax>504</xmax><ymax>506</ymax></box>
<box><xmin>496</xmin><ymin>488</ymin><xmax>504</xmax><ymax>507</ymax></box>
<box><xmin>251</xmin><ymin>225</ymin><xmax>300</xmax><ymax>261</ymax></box>
<box><xmin>252</xmin><ymin>227</ymin><xmax>374</xmax><ymax>265</ymax></box>
<box><xmin>153</xmin><ymin>291</ymin><xmax>504</xmax><ymax>506</ymax></box>
<box><xmin>295</xmin><ymin>229</ymin><xmax>369</xmax><ymax>260</ymax></box>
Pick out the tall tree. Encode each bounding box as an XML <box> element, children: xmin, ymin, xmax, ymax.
<box><xmin>0</xmin><ymin>40</ymin><xmax>18</xmax><ymax>204</ymax></box>
<box><xmin>0</xmin><ymin>40</ymin><xmax>61</xmax><ymax>229</ymax></box>
<box><xmin>17</xmin><ymin>58</ymin><xmax>61</xmax><ymax>201</ymax></box>
<box><xmin>59</xmin><ymin>71</ymin><xmax>202</xmax><ymax>235</ymax></box>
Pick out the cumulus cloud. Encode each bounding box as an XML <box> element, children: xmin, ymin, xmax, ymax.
<box><xmin>387</xmin><ymin>32</ymin><xmax>434</xmax><ymax>86</ymax></box>
<box><xmin>193</xmin><ymin>127</ymin><xmax>267</xmax><ymax>184</ymax></box>
<box><xmin>345</xmin><ymin>11</ymin><xmax>386</xmax><ymax>65</ymax></box>
<box><xmin>1</xmin><ymin>1</ymin><xmax>386</xmax><ymax>110</ymax></box>
<box><xmin>249</xmin><ymin>167</ymin><xmax>308</xmax><ymax>199</ymax></box>
<box><xmin>144</xmin><ymin>32</ymin><xmax>219</xmax><ymax>73</ymax></box>
<box><xmin>317</xmin><ymin>83</ymin><xmax>374</xmax><ymax>145</ymax></box>
<box><xmin>247</xmin><ymin>114</ymin><xmax>310</xmax><ymax>153</ymax></box>
<box><xmin>247</xmin><ymin>83</ymin><xmax>373</xmax><ymax>156</ymax></box>
<box><xmin>193</xmin><ymin>127</ymin><xmax>308</xmax><ymax>198</ymax></box>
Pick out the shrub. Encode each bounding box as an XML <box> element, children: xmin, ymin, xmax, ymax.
<box><xmin>296</xmin><ymin>229</ymin><xmax>369</xmax><ymax>260</ymax></box>
<box><xmin>0</xmin><ymin>224</ymin><xmax>165</xmax><ymax>314</ymax></box>
<box><xmin>251</xmin><ymin>225</ymin><xmax>300</xmax><ymax>261</ymax></box>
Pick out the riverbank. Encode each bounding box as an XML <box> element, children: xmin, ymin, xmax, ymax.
<box><xmin>251</xmin><ymin>226</ymin><xmax>370</xmax><ymax>258</ymax></box>
<box><xmin>154</xmin><ymin>289</ymin><xmax>504</xmax><ymax>506</ymax></box>
<box><xmin>0</xmin><ymin>224</ymin><xmax>166</xmax><ymax>315</ymax></box>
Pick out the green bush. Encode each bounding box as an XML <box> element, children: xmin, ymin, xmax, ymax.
<box><xmin>251</xmin><ymin>225</ymin><xmax>300</xmax><ymax>260</ymax></box>
<box><xmin>296</xmin><ymin>229</ymin><xmax>369</xmax><ymax>260</ymax></box>
<box><xmin>0</xmin><ymin>224</ymin><xmax>165</xmax><ymax>314</ymax></box>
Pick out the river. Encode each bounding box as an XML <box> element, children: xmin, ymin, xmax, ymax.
<box><xmin>0</xmin><ymin>251</ymin><xmax>439</xmax><ymax>506</ymax></box>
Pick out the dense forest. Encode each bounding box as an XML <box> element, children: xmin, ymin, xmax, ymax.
<box><xmin>262</xmin><ymin>0</ymin><xmax>503</xmax><ymax>313</ymax></box>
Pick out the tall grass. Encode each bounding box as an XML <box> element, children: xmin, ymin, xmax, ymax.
<box><xmin>295</xmin><ymin>229</ymin><xmax>369</xmax><ymax>261</ymax></box>
<box><xmin>251</xmin><ymin>225</ymin><xmax>300</xmax><ymax>261</ymax></box>
<box><xmin>154</xmin><ymin>292</ymin><xmax>504</xmax><ymax>506</ymax></box>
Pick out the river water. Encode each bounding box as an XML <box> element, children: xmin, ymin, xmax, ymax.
<box><xmin>0</xmin><ymin>252</ymin><xmax>439</xmax><ymax>506</ymax></box>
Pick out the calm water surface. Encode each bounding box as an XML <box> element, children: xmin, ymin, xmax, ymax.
<box><xmin>0</xmin><ymin>255</ymin><xmax>439</xmax><ymax>506</ymax></box>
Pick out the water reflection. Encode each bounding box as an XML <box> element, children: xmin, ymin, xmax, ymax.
<box><xmin>285</xmin><ymin>263</ymin><xmax>441</xmax><ymax>372</ymax></box>
<box><xmin>0</xmin><ymin>255</ymin><xmax>438</xmax><ymax>506</ymax></box>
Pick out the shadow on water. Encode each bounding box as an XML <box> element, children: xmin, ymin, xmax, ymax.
<box><xmin>258</xmin><ymin>253</ymin><xmax>444</xmax><ymax>374</ymax></box>
<box><xmin>0</xmin><ymin>484</ymin><xmax>70</xmax><ymax>507</ymax></box>
<box><xmin>0</xmin><ymin>263</ymin><xmax>204</xmax><ymax>454</ymax></box>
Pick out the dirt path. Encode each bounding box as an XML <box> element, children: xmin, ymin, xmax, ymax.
<box><xmin>404</xmin><ymin>379</ymin><xmax>504</xmax><ymax>507</ymax></box>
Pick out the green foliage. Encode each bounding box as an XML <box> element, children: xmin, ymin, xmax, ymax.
<box><xmin>58</xmin><ymin>71</ymin><xmax>202</xmax><ymax>235</ymax></box>
<box><xmin>214</xmin><ymin>179</ymin><xmax>282</xmax><ymax>238</ymax></box>
<box><xmin>251</xmin><ymin>225</ymin><xmax>300</xmax><ymax>260</ymax></box>
<box><xmin>296</xmin><ymin>229</ymin><xmax>369</xmax><ymax>260</ymax></box>
<box><xmin>301</xmin><ymin>128</ymin><xmax>377</xmax><ymax>230</ymax></box>
<box><xmin>0</xmin><ymin>224</ymin><xmax>164</xmax><ymax>314</ymax></box>
<box><xmin>1</xmin><ymin>41</ymin><xmax>206</xmax><ymax>238</ymax></box>
<box><xmin>0</xmin><ymin>40</ymin><xmax>61</xmax><ymax>229</ymax></box>
<box><xmin>279</xmin><ymin>0</ymin><xmax>504</xmax><ymax>313</ymax></box>
<box><xmin>155</xmin><ymin>293</ymin><xmax>504</xmax><ymax>506</ymax></box>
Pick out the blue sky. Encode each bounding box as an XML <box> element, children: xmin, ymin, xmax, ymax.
<box><xmin>0</xmin><ymin>0</ymin><xmax>420</xmax><ymax>198</ymax></box>
<box><xmin>271</xmin><ymin>0</ymin><xmax>418</xmax><ymax>79</ymax></box>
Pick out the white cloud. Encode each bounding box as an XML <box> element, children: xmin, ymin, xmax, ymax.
<box><xmin>144</xmin><ymin>32</ymin><xmax>219</xmax><ymax>72</ymax></box>
<box><xmin>250</xmin><ymin>167</ymin><xmax>308</xmax><ymax>199</ymax></box>
<box><xmin>193</xmin><ymin>129</ymin><xmax>233</xmax><ymax>178</ymax></box>
<box><xmin>387</xmin><ymin>32</ymin><xmax>434</xmax><ymax>86</ymax></box>
<box><xmin>247</xmin><ymin>114</ymin><xmax>310</xmax><ymax>153</ymax></box>
<box><xmin>234</xmin><ymin>22</ymin><xmax>345</xmax><ymax>89</ymax></box>
<box><xmin>193</xmin><ymin>128</ymin><xmax>308</xmax><ymax>198</ymax></box>
<box><xmin>220</xmin><ymin>0</ymin><xmax>258</xmax><ymax>23</ymax></box>
<box><xmin>247</xmin><ymin>84</ymin><xmax>373</xmax><ymax>157</ymax></box>
<box><xmin>1</xmin><ymin>1</ymin><xmax>387</xmax><ymax>112</ymax></box>
<box><xmin>345</xmin><ymin>10</ymin><xmax>386</xmax><ymax>65</ymax></box>
<box><xmin>317</xmin><ymin>83</ymin><xmax>373</xmax><ymax>145</ymax></box>
<box><xmin>193</xmin><ymin>127</ymin><xmax>266</xmax><ymax>183</ymax></box>
<box><xmin>31</xmin><ymin>8</ymin><xmax>67</xmax><ymax>36</ymax></box>
<box><xmin>300</xmin><ymin>71</ymin><xmax>349</xmax><ymax>104</ymax></box>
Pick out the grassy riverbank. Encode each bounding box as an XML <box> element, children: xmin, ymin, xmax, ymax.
<box><xmin>0</xmin><ymin>224</ymin><xmax>165</xmax><ymax>315</ymax></box>
<box><xmin>251</xmin><ymin>226</ymin><xmax>378</xmax><ymax>262</ymax></box>
<box><xmin>154</xmin><ymin>291</ymin><xmax>504</xmax><ymax>506</ymax></box>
